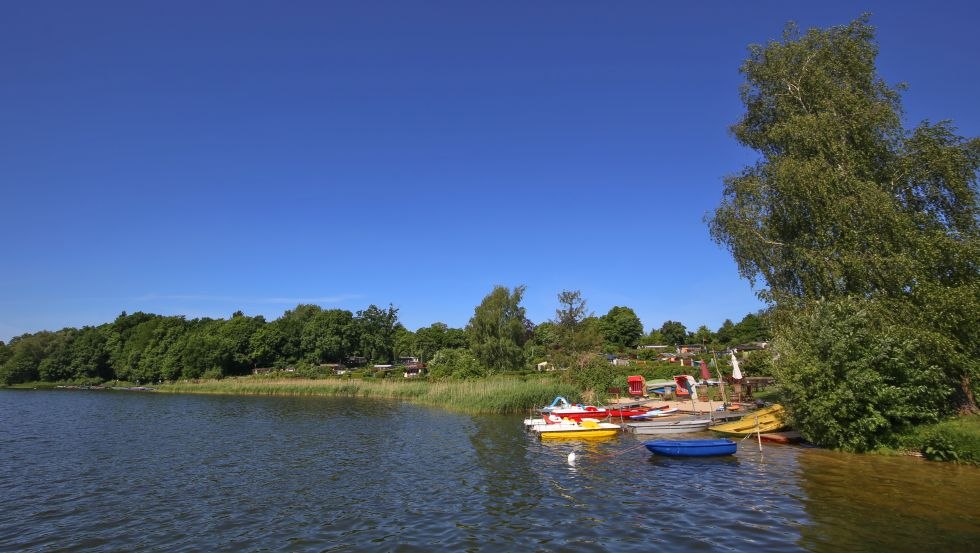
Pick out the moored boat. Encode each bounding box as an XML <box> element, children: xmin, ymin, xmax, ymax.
<box><xmin>626</xmin><ymin>417</ymin><xmax>711</xmax><ymax>435</ymax></box>
<box><xmin>644</xmin><ymin>439</ymin><xmax>737</xmax><ymax>457</ymax></box>
<box><xmin>709</xmin><ymin>404</ymin><xmax>787</xmax><ymax>435</ymax></box>
<box><xmin>628</xmin><ymin>407</ymin><xmax>679</xmax><ymax>420</ymax></box>
<box><xmin>532</xmin><ymin>417</ymin><xmax>621</xmax><ymax>439</ymax></box>
<box><xmin>538</xmin><ymin>396</ymin><xmax>663</xmax><ymax>423</ymax></box>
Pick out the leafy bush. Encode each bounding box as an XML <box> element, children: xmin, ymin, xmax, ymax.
<box><xmin>427</xmin><ymin>348</ymin><xmax>485</xmax><ymax>380</ymax></box>
<box><xmin>773</xmin><ymin>297</ymin><xmax>950</xmax><ymax>452</ymax></box>
<box><xmin>900</xmin><ymin>416</ymin><xmax>980</xmax><ymax>464</ymax></box>
<box><xmin>571</xmin><ymin>356</ymin><xmax>618</xmax><ymax>398</ymax></box>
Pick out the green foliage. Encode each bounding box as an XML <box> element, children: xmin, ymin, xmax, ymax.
<box><xmin>738</xmin><ymin>349</ymin><xmax>773</xmax><ymax>377</ymax></box>
<box><xmin>600</xmin><ymin>306</ymin><xmax>644</xmax><ymax>348</ymax></box>
<box><xmin>773</xmin><ymin>297</ymin><xmax>949</xmax><ymax>451</ymax></box>
<box><xmin>728</xmin><ymin>312</ymin><xmax>771</xmax><ymax>345</ymax></box>
<box><xmin>921</xmin><ymin>433</ymin><xmax>960</xmax><ymax>462</ymax></box>
<box><xmin>413</xmin><ymin>322</ymin><xmax>467</xmax><ymax>362</ymax></box>
<box><xmin>555</xmin><ymin>290</ymin><xmax>590</xmax><ymax>327</ymax></box>
<box><xmin>356</xmin><ymin>304</ymin><xmax>401</xmax><ymax>364</ymax></box>
<box><xmin>467</xmin><ymin>285</ymin><xmax>530</xmax><ymax>374</ymax></box>
<box><xmin>708</xmin><ymin>15</ymin><xmax>980</xmax><ymax>448</ymax></box>
<box><xmin>427</xmin><ymin>348</ymin><xmax>485</xmax><ymax>380</ymax></box>
<box><xmin>301</xmin><ymin>309</ymin><xmax>357</xmax><ymax>364</ymax></box>
<box><xmin>916</xmin><ymin>417</ymin><xmax>980</xmax><ymax>464</ymax></box>
<box><xmin>658</xmin><ymin>321</ymin><xmax>687</xmax><ymax>346</ymax></box>
<box><xmin>570</xmin><ymin>355</ymin><xmax>617</xmax><ymax>396</ymax></box>
<box><xmin>639</xmin><ymin>329</ymin><xmax>667</xmax><ymax>346</ymax></box>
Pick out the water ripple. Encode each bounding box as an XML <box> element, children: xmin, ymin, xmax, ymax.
<box><xmin>1</xmin><ymin>391</ymin><xmax>978</xmax><ymax>551</ymax></box>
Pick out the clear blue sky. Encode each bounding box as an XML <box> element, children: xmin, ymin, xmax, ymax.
<box><xmin>1</xmin><ymin>1</ymin><xmax>978</xmax><ymax>341</ymax></box>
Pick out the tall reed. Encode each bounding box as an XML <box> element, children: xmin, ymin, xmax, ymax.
<box><xmin>157</xmin><ymin>376</ymin><xmax>581</xmax><ymax>415</ymax></box>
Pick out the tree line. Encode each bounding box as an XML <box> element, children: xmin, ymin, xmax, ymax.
<box><xmin>0</xmin><ymin>294</ymin><xmax>767</xmax><ymax>386</ymax></box>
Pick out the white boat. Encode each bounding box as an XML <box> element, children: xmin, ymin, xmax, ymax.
<box><xmin>628</xmin><ymin>408</ymin><xmax>679</xmax><ymax>419</ymax></box>
<box><xmin>625</xmin><ymin>418</ymin><xmax>712</xmax><ymax>435</ymax></box>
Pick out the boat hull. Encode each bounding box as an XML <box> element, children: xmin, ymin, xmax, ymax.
<box><xmin>644</xmin><ymin>439</ymin><xmax>737</xmax><ymax>457</ymax></box>
<box><xmin>538</xmin><ymin>428</ymin><xmax>620</xmax><ymax>439</ymax></box>
<box><xmin>709</xmin><ymin>404</ymin><xmax>787</xmax><ymax>435</ymax></box>
<box><xmin>533</xmin><ymin>418</ymin><xmax>621</xmax><ymax>439</ymax></box>
<box><xmin>626</xmin><ymin>419</ymin><xmax>711</xmax><ymax>435</ymax></box>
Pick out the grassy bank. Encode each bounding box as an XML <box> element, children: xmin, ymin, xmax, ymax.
<box><xmin>892</xmin><ymin>415</ymin><xmax>980</xmax><ymax>465</ymax></box>
<box><xmin>156</xmin><ymin>375</ymin><xmax>582</xmax><ymax>415</ymax></box>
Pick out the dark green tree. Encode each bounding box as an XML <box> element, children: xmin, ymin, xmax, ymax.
<box><xmin>551</xmin><ymin>290</ymin><xmax>602</xmax><ymax>368</ymax></box>
<box><xmin>414</xmin><ymin>322</ymin><xmax>466</xmax><ymax>362</ymax></box>
<box><xmin>715</xmin><ymin>319</ymin><xmax>735</xmax><ymax>345</ymax></box>
<box><xmin>658</xmin><ymin>321</ymin><xmax>688</xmax><ymax>346</ymax></box>
<box><xmin>356</xmin><ymin>304</ymin><xmax>401</xmax><ymax>364</ymax></box>
<box><xmin>691</xmin><ymin>325</ymin><xmax>713</xmax><ymax>346</ymax></box>
<box><xmin>599</xmin><ymin>306</ymin><xmax>644</xmax><ymax>349</ymax></box>
<box><xmin>467</xmin><ymin>285</ymin><xmax>530</xmax><ymax>374</ymax></box>
<box><xmin>730</xmin><ymin>312</ymin><xmax>771</xmax><ymax>345</ymax></box>
<box><xmin>301</xmin><ymin>309</ymin><xmax>356</xmax><ymax>364</ymax></box>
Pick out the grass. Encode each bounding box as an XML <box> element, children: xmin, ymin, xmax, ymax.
<box><xmin>156</xmin><ymin>375</ymin><xmax>582</xmax><ymax>415</ymax></box>
<box><xmin>893</xmin><ymin>415</ymin><xmax>980</xmax><ymax>465</ymax></box>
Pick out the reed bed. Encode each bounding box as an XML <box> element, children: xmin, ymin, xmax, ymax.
<box><xmin>157</xmin><ymin>376</ymin><xmax>581</xmax><ymax>415</ymax></box>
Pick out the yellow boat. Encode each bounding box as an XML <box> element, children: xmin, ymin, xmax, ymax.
<box><xmin>534</xmin><ymin>418</ymin><xmax>621</xmax><ymax>439</ymax></box>
<box><xmin>709</xmin><ymin>404</ymin><xmax>787</xmax><ymax>435</ymax></box>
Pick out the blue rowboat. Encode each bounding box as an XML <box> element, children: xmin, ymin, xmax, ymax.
<box><xmin>643</xmin><ymin>439</ymin><xmax>737</xmax><ymax>457</ymax></box>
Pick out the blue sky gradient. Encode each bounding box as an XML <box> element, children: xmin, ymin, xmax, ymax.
<box><xmin>2</xmin><ymin>1</ymin><xmax>978</xmax><ymax>341</ymax></box>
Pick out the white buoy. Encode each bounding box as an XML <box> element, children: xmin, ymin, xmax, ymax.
<box><xmin>567</xmin><ymin>451</ymin><xmax>576</xmax><ymax>465</ymax></box>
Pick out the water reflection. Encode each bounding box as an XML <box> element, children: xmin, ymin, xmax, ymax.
<box><xmin>796</xmin><ymin>449</ymin><xmax>980</xmax><ymax>552</ymax></box>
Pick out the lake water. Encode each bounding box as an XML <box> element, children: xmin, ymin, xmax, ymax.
<box><xmin>1</xmin><ymin>390</ymin><xmax>978</xmax><ymax>552</ymax></box>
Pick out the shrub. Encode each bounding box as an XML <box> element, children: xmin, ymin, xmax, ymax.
<box><xmin>773</xmin><ymin>297</ymin><xmax>949</xmax><ymax>452</ymax></box>
<box><xmin>902</xmin><ymin>416</ymin><xmax>980</xmax><ymax>464</ymax></box>
<box><xmin>427</xmin><ymin>348</ymin><xmax>485</xmax><ymax>380</ymax></box>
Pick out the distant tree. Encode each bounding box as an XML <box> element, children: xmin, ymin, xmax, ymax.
<box><xmin>443</xmin><ymin>327</ymin><xmax>469</xmax><ymax>350</ymax></box>
<box><xmin>356</xmin><ymin>304</ymin><xmax>401</xmax><ymax>364</ymax></box>
<box><xmin>0</xmin><ymin>341</ymin><xmax>10</xmax><ymax>374</ymax></box>
<box><xmin>220</xmin><ymin>313</ymin><xmax>265</xmax><ymax>374</ymax></box>
<box><xmin>427</xmin><ymin>348</ymin><xmax>484</xmax><ymax>380</ymax></box>
<box><xmin>715</xmin><ymin>319</ymin><xmax>736</xmax><ymax>345</ymax></box>
<box><xmin>276</xmin><ymin>304</ymin><xmax>323</xmax><ymax>363</ymax></box>
<box><xmin>1</xmin><ymin>331</ymin><xmax>60</xmax><ymax>384</ymax></box>
<box><xmin>529</xmin><ymin>321</ymin><xmax>559</xmax><ymax>350</ymax></box>
<box><xmin>639</xmin><ymin>329</ymin><xmax>667</xmax><ymax>346</ymax></box>
<box><xmin>36</xmin><ymin>329</ymin><xmax>75</xmax><ymax>382</ymax></box>
<box><xmin>414</xmin><ymin>322</ymin><xmax>466</xmax><ymax>362</ymax></box>
<box><xmin>468</xmin><ymin>285</ymin><xmax>530</xmax><ymax>374</ymax></box>
<box><xmin>249</xmin><ymin>324</ymin><xmax>287</xmax><ymax>368</ymax></box>
<box><xmin>600</xmin><ymin>306</ymin><xmax>644</xmax><ymax>349</ymax></box>
<box><xmin>691</xmin><ymin>325</ymin><xmax>713</xmax><ymax>345</ymax></box>
<box><xmin>658</xmin><ymin>321</ymin><xmax>688</xmax><ymax>346</ymax></box>
<box><xmin>550</xmin><ymin>290</ymin><xmax>602</xmax><ymax>368</ymax></box>
<box><xmin>67</xmin><ymin>326</ymin><xmax>112</xmax><ymax>381</ymax></box>
<box><xmin>556</xmin><ymin>290</ymin><xmax>590</xmax><ymax>328</ymax></box>
<box><xmin>301</xmin><ymin>309</ymin><xmax>356</xmax><ymax>364</ymax></box>
<box><xmin>393</xmin><ymin>327</ymin><xmax>416</xmax><ymax>360</ymax></box>
<box><xmin>730</xmin><ymin>312</ymin><xmax>771</xmax><ymax>345</ymax></box>
<box><xmin>179</xmin><ymin>322</ymin><xmax>235</xmax><ymax>379</ymax></box>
